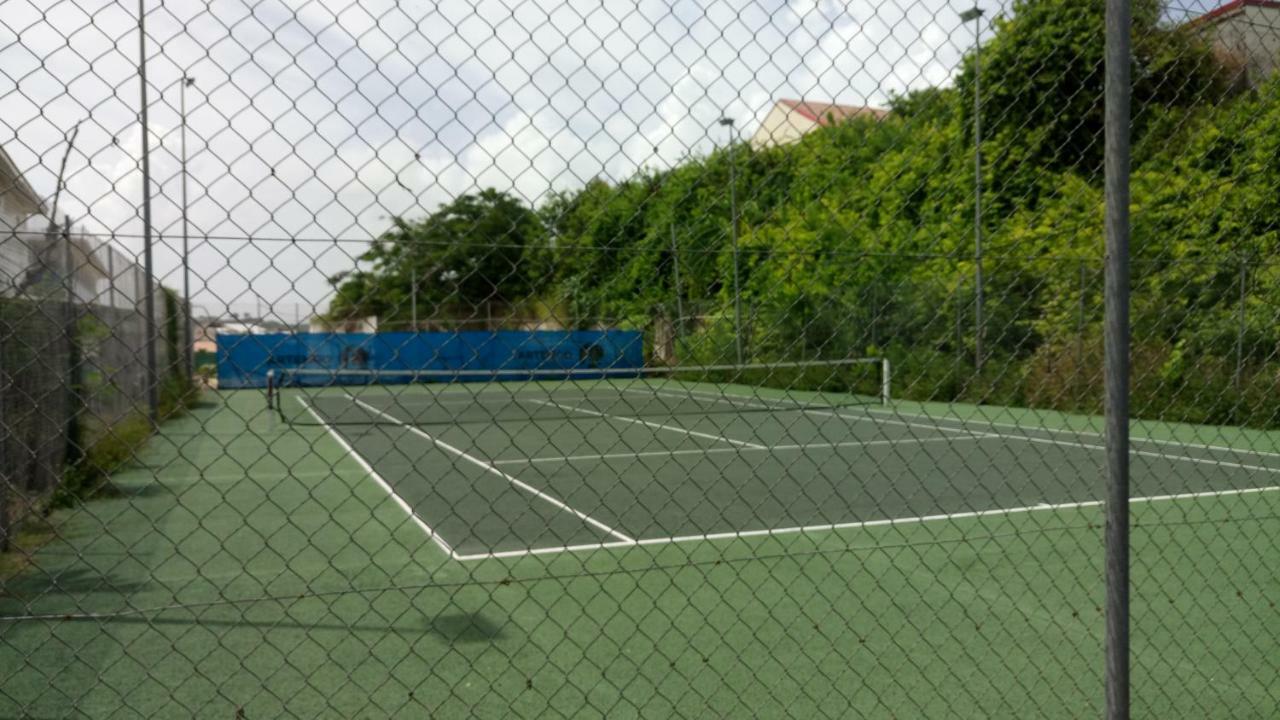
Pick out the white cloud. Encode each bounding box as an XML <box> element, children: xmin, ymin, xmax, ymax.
<box><xmin>0</xmin><ymin>0</ymin><xmax>994</xmax><ymax>318</ymax></box>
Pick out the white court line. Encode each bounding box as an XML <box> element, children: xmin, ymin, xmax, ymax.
<box><xmin>663</xmin><ymin>387</ymin><xmax>1280</xmax><ymax>467</ymax></box>
<box><xmin>296</xmin><ymin>397</ymin><xmax>456</xmax><ymax>559</ymax></box>
<box><xmin>451</xmin><ymin>482</ymin><xmax>1280</xmax><ymax>561</ymax></box>
<box><xmin>636</xmin><ymin>386</ymin><xmax>991</xmax><ymax>440</ymax></box>
<box><xmin>862</xmin><ymin>406</ymin><xmax>1280</xmax><ymax>461</ymax></box>
<box><xmin>529</xmin><ymin>398</ymin><xmax>768</xmax><ymax>449</ymax></box>
<box><xmin>490</xmin><ymin>434</ymin><xmax>990</xmax><ymax>466</ymax></box>
<box><xmin>167</xmin><ymin>469</ymin><xmax>365</xmax><ymax>485</ymax></box>
<box><xmin>348</xmin><ymin>395</ymin><xmax>636</xmax><ymax>544</ymax></box>
<box><xmin>1008</xmin><ymin>433</ymin><xmax>1280</xmax><ymax>476</ymax></box>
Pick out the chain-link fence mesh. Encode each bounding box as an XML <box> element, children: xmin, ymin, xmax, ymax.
<box><xmin>0</xmin><ymin>220</ymin><xmax>191</xmax><ymax>552</ymax></box>
<box><xmin>2</xmin><ymin>0</ymin><xmax>1278</xmax><ymax>716</ymax></box>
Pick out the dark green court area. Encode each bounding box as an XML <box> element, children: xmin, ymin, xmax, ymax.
<box><xmin>282</xmin><ymin>380</ymin><xmax>1280</xmax><ymax>560</ymax></box>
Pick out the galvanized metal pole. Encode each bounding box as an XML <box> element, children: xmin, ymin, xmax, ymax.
<box><xmin>720</xmin><ymin>117</ymin><xmax>744</xmax><ymax>365</ymax></box>
<box><xmin>1235</xmin><ymin>257</ymin><xmax>1247</xmax><ymax>388</ymax></box>
<box><xmin>1104</xmin><ymin>0</ymin><xmax>1132</xmax><ymax>715</ymax></box>
<box><xmin>138</xmin><ymin>0</ymin><xmax>158</xmax><ymax>424</ymax></box>
<box><xmin>181</xmin><ymin>76</ymin><xmax>194</xmax><ymax>380</ymax></box>
<box><xmin>670</xmin><ymin>223</ymin><xmax>684</xmax><ymax>340</ymax></box>
<box><xmin>106</xmin><ymin>241</ymin><xmax>116</xmax><ymax>308</ymax></box>
<box><xmin>961</xmin><ymin>7</ymin><xmax>985</xmax><ymax>373</ymax></box>
<box><xmin>1078</xmin><ymin>259</ymin><xmax>1087</xmax><ymax>371</ymax></box>
<box><xmin>62</xmin><ymin>216</ymin><xmax>83</xmax><ymax>458</ymax></box>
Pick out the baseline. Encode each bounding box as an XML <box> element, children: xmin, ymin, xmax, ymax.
<box><xmin>452</xmin><ymin>482</ymin><xmax>1280</xmax><ymax>561</ymax></box>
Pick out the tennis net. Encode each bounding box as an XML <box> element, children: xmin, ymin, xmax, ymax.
<box><xmin>269</xmin><ymin>358</ymin><xmax>890</xmax><ymax>427</ymax></box>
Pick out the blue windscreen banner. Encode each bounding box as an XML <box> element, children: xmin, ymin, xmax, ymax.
<box><xmin>216</xmin><ymin>330</ymin><xmax>646</xmax><ymax>389</ymax></box>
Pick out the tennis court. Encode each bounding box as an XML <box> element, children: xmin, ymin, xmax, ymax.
<box><xmin>279</xmin><ymin>377</ymin><xmax>1280</xmax><ymax>562</ymax></box>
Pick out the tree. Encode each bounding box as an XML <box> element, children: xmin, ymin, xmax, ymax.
<box><xmin>328</xmin><ymin>189</ymin><xmax>546</xmax><ymax>325</ymax></box>
<box><xmin>955</xmin><ymin>0</ymin><xmax>1230</xmax><ymax>180</ymax></box>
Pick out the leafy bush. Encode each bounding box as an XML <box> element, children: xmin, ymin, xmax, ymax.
<box><xmin>324</xmin><ymin>0</ymin><xmax>1280</xmax><ymax>427</ymax></box>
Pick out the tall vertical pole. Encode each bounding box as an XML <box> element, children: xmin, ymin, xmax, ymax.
<box><xmin>720</xmin><ymin>117</ymin><xmax>743</xmax><ymax>365</ymax></box>
<box><xmin>411</xmin><ymin>271</ymin><xmax>417</xmax><ymax>331</ymax></box>
<box><xmin>955</xmin><ymin>280</ymin><xmax>963</xmax><ymax>383</ymax></box>
<box><xmin>181</xmin><ymin>76</ymin><xmax>195</xmax><ymax>380</ymax></box>
<box><xmin>106</xmin><ymin>242</ymin><xmax>116</xmax><ymax>308</ymax></box>
<box><xmin>63</xmin><ymin>216</ymin><xmax>74</xmax><ymax>291</ymax></box>
<box><xmin>670</xmin><ymin>223</ymin><xmax>684</xmax><ymax>340</ymax></box>
<box><xmin>967</xmin><ymin>8</ymin><xmax>985</xmax><ymax>373</ymax></box>
<box><xmin>138</xmin><ymin>0</ymin><xmax>158</xmax><ymax>424</ymax></box>
<box><xmin>63</xmin><ymin>216</ymin><xmax>83</xmax><ymax>468</ymax></box>
<box><xmin>1104</xmin><ymin>0</ymin><xmax>1132</xmax><ymax>715</ymax></box>
<box><xmin>1078</xmin><ymin>259</ymin><xmax>1087</xmax><ymax>371</ymax></box>
<box><xmin>1235</xmin><ymin>257</ymin><xmax>1247</xmax><ymax>388</ymax></box>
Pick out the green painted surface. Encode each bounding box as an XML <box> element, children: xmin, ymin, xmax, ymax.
<box><xmin>2</xmin><ymin>386</ymin><xmax>1278</xmax><ymax>717</ymax></box>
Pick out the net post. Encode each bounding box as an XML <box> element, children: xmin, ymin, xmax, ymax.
<box><xmin>880</xmin><ymin>358</ymin><xmax>891</xmax><ymax>405</ymax></box>
<box><xmin>266</xmin><ymin>369</ymin><xmax>275</xmax><ymax>410</ymax></box>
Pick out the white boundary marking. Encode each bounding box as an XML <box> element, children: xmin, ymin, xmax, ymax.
<box><xmin>1007</xmin><ymin>433</ymin><xmax>1280</xmax><ymax>476</ymax></box>
<box><xmin>657</xmin><ymin>387</ymin><xmax>1280</xmax><ymax>468</ymax></box>
<box><xmin>348</xmin><ymin>395</ymin><xmax>636</xmax><ymax>544</ymax></box>
<box><xmin>296</xmin><ymin>397</ymin><xmax>457</xmax><ymax>558</ymax></box>
<box><xmin>490</xmin><ymin>434</ymin><xmax>990</xmax><ymax>466</ymax></box>
<box><xmin>863</xmin><ymin>406</ymin><xmax>1280</xmax><ymax>461</ymax></box>
<box><xmin>296</xmin><ymin>387</ymin><xmax>1280</xmax><ymax>563</ymax></box>
<box><xmin>449</xmin><ymin>482</ymin><xmax>1280</xmax><ymax>561</ymax></box>
<box><xmin>529</xmin><ymin>398</ymin><xmax>768</xmax><ymax>449</ymax></box>
<box><xmin>634</xmin><ymin>386</ymin><xmax>996</xmax><ymax>442</ymax></box>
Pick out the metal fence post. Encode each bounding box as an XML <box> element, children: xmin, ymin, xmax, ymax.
<box><xmin>1104</xmin><ymin>0</ymin><xmax>1132</xmax><ymax>715</ymax></box>
<box><xmin>137</xmin><ymin>0</ymin><xmax>158</xmax><ymax>424</ymax></box>
<box><xmin>1235</xmin><ymin>256</ymin><xmax>1247</xmax><ymax>388</ymax></box>
<box><xmin>1078</xmin><ymin>259</ymin><xmax>1087</xmax><ymax>372</ymax></box>
<box><xmin>670</xmin><ymin>223</ymin><xmax>684</xmax><ymax>343</ymax></box>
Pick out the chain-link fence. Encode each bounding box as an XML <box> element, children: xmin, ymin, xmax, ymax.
<box><xmin>2</xmin><ymin>0</ymin><xmax>1279</xmax><ymax>717</ymax></box>
<box><xmin>0</xmin><ymin>218</ymin><xmax>191</xmax><ymax>553</ymax></box>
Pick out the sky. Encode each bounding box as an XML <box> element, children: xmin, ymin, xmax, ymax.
<box><xmin>0</xmin><ymin>0</ymin><xmax>1010</xmax><ymax>322</ymax></box>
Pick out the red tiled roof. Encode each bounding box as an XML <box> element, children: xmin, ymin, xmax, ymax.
<box><xmin>1188</xmin><ymin>0</ymin><xmax>1280</xmax><ymax>28</ymax></box>
<box><xmin>779</xmin><ymin>99</ymin><xmax>888</xmax><ymax>126</ymax></box>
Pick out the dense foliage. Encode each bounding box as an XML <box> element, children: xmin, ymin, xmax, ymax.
<box><xmin>330</xmin><ymin>0</ymin><xmax>1280</xmax><ymax>426</ymax></box>
<box><xmin>330</xmin><ymin>189</ymin><xmax>546</xmax><ymax>328</ymax></box>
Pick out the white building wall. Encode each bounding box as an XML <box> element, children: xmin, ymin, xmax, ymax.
<box><xmin>750</xmin><ymin>105</ymin><xmax>818</xmax><ymax>150</ymax></box>
<box><xmin>1201</xmin><ymin>3</ymin><xmax>1280</xmax><ymax>87</ymax></box>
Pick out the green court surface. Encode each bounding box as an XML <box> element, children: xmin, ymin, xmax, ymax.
<box><xmin>291</xmin><ymin>379</ymin><xmax>1280</xmax><ymax>561</ymax></box>
<box><xmin>1</xmin><ymin>386</ymin><xmax>1278</xmax><ymax>718</ymax></box>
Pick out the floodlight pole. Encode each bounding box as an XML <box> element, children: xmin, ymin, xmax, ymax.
<box><xmin>962</xmin><ymin>6</ymin><xmax>985</xmax><ymax>373</ymax></box>
<box><xmin>180</xmin><ymin>75</ymin><xmax>195</xmax><ymax>380</ymax></box>
<box><xmin>138</xmin><ymin>0</ymin><xmax>158</xmax><ymax>424</ymax></box>
<box><xmin>719</xmin><ymin>117</ymin><xmax>744</xmax><ymax>365</ymax></box>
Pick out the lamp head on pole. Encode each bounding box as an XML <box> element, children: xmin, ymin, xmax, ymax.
<box><xmin>959</xmin><ymin>7</ymin><xmax>983</xmax><ymax>22</ymax></box>
<box><xmin>717</xmin><ymin>117</ymin><xmax>734</xmax><ymax>127</ymax></box>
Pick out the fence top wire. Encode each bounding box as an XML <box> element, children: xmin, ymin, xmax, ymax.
<box><xmin>49</xmin><ymin>228</ymin><xmax>1280</xmax><ymax>269</ymax></box>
